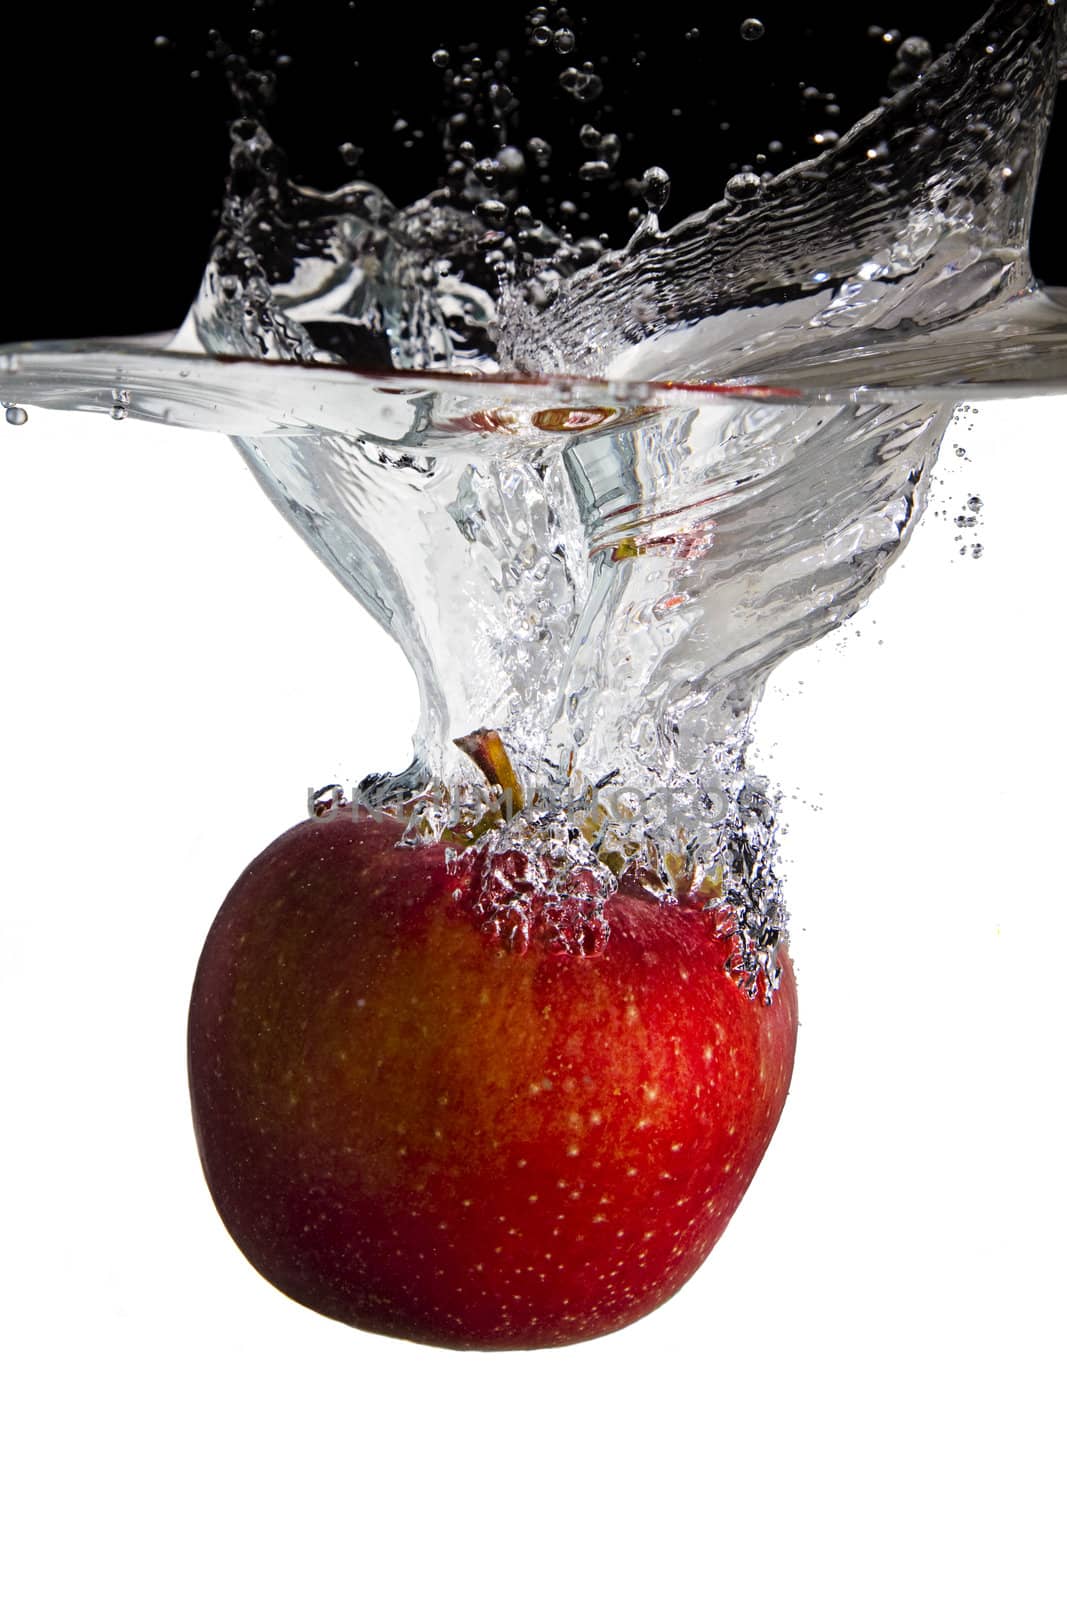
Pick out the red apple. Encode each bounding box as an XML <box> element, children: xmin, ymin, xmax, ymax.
<box><xmin>187</xmin><ymin>806</ymin><xmax>797</xmax><ymax>1350</ymax></box>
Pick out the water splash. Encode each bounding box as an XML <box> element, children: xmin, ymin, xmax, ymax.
<box><xmin>2</xmin><ymin>1</ymin><xmax>1065</xmax><ymax>986</ymax></box>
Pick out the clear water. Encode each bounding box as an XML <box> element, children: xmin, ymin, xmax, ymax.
<box><xmin>2</xmin><ymin>0</ymin><xmax>1064</xmax><ymax>988</ymax></box>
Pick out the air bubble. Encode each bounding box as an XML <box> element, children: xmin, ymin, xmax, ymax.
<box><xmin>4</xmin><ymin>405</ymin><xmax>28</xmax><ymax>426</ymax></box>
<box><xmin>554</xmin><ymin>28</ymin><xmax>576</xmax><ymax>54</ymax></box>
<box><xmin>339</xmin><ymin>141</ymin><xmax>362</xmax><ymax>167</ymax></box>
<box><xmin>579</xmin><ymin>160</ymin><xmax>611</xmax><ymax>182</ymax></box>
<box><xmin>473</xmin><ymin>157</ymin><xmax>501</xmax><ymax>186</ymax></box>
<box><xmin>562</xmin><ymin>70</ymin><xmax>603</xmax><ymax>102</ymax></box>
<box><xmin>476</xmin><ymin>199</ymin><xmax>509</xmax><ymax>225</ymax></box>
<box><xmin>740</xmin><ymin>17</ymin><xmax>765</xmax><ymax>42</ymax></box>
<box><xmin>531</xmin><ymin>24</ymin><xmax>552</xmax><ymax>47</ymax></box>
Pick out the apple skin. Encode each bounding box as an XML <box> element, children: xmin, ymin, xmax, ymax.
<box><xmin>187</xmin><ymin>809</ymin><xmax>797</xmax><ymax>1351</ymax></box>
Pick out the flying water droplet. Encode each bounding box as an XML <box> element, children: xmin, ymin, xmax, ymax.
<box><xmin>4</xmin><ymin>404</ymin><xmax>28</xmax><ymax>426</ymax></box>
<box><xmin>641</xmin><ymin>166</ymin><xmax>671</xmax><ymax>211</ymax></box>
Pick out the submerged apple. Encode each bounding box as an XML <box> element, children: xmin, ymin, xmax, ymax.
<box><xmin>188</xmin><ymin>797</ymin><xmax>797</xmax><ymax>1351</ymax></box>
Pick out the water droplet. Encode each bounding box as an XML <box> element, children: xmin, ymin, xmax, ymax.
<box><xmin>579</xmin><ymin>160</ymin><xmax>611</xmax><ymax>182</ymax></box>
<box><xmin>812</xmin><ymin>129</ymin><xmax>840</xmax><ymax>147</ymax></box>
<box><xmin>897</xmin><ymin>35</ymin><xmax>932</xmax><ymax>65</ymax></box>
<box><xmin>740</xmin><ymin>17</ymin><xmax>765</xmax><ymax>42</ymax></box>
<box><xmin>339</xmin><ymin>141</ymin><xmax>362</xmax><ymax>167</ymax></box>
<box><xmin>725</xmin><ymin>170</ymin><xmax>762</xmax><ymax>202</ymax></box>
<box><xmin>641</xmin><ymin>166</ymin><xmax>671</xmax><ymax>211</ymax></box>
<box><xmin>309</xmin><ymin>784</ymin><xmax>345</xmax><ymax>818</ymax></box>
<box><xmin>4</xmin><ymin>405</ymin><xmax>28</xmax><ymax>426</ymax></box>
<box><xmin>432</xmin><ymin>48</ymin><xmax>450</xmax><ymax>68</ymax></box>
<box><xmin>579</xmin><ymin>123</ymin><xmax>602</xmax><ymax>149</ymax></box>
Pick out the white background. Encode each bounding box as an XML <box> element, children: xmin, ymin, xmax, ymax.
<box><xmin>1</xmin><ymin>398</ymin><xmax>1064</xmax><ymax>1598</ymax></box>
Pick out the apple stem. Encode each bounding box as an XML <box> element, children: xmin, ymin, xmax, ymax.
<box><xmin>454</xmin><ymin>728</ymin><xmax>525</xmax><ymax>815</ymax></box>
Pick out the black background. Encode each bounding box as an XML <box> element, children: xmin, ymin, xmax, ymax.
<box><xmin>3</xmin><ymin>0</ymin><xmax>1064</xmax><ymax>342</ymax></box>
